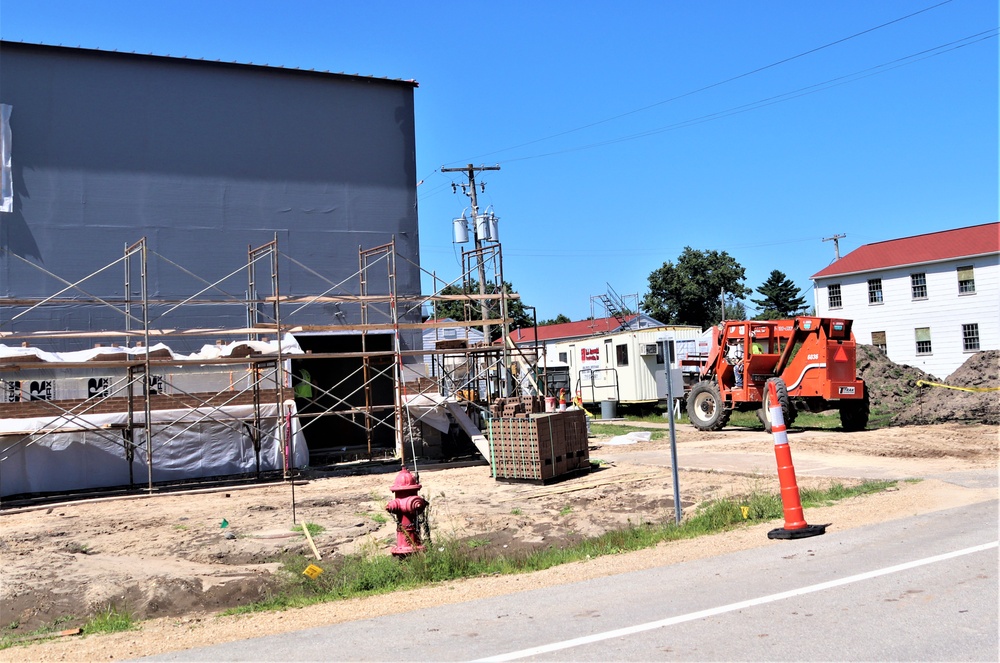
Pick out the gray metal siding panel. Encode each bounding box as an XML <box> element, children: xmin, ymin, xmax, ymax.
<box><xmin>0</xmin><ymin>43</ymin><xmax>419</xmax><ymax>349</ymax></box>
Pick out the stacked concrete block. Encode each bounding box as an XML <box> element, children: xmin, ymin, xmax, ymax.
<box><xmin>489</xmin><ymin>409</ymin><xmax>589</xmax><ymax>483</ymax></box>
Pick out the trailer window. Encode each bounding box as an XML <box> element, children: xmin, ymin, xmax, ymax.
<box><xmin>615</xmin><ymin>344</ymin><xmax>628</xmax><ymax>367</ymax></box>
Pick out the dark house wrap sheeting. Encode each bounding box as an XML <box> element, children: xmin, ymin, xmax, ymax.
<box><xmin>0</xmin><ymin>41</ymin><xmax>421</xmax><ymax>352</ymax></box>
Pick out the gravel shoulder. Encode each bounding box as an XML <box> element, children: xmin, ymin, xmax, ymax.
<box><xmin>2</xmin><ymin>421</ymin><xmax>997</xmax><ymax>662</ymax></box>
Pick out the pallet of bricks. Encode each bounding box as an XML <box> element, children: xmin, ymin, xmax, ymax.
<box><xmin>488</xmin><ymin>396</ymin><xmax>589</xmax><ymax>483</ymax></box>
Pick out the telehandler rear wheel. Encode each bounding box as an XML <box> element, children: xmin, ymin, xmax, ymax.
<box><xmin>758</xmin><ymin>377</ymin><xmax>796</xmax><ymax>433</ymax></box>
<box><xmin>839</xmin><ymin>385</ymin><xmax>870</xmax><ymax>431</ymax></box>
<box><xmin>687</xmin><ymin>380</ymin><xmax>731</xmax><ymax>431</ymax></box>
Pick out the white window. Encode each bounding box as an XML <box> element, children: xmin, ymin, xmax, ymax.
<box><xmin>828</xmin><ymin>284</ymin><xmax>842</xmax><ymax>309</ymax></box>
<box><xmin>871</xmin><ymin>331</ymin><xmax>887</xmax><ymax>354</ymax></box>
<box><xmin>957</xmin><ymin>266</ymin><xmax>976</xmax><ymax>294</ymax></box>
<box><xmin>910</xmin><ymin>273</ymin><xmax>927</xmax><ymax>300</ymax></box>
<box><xmin>868</xmin><ymin>278</ymin><xmax>883</xmax><ymax>304</ymax></box>
<box><xmin>915</xmin><ymin>328</ymin><xmax>932</xmax><ymax>355</ymax></box>
<box><xmin>962</xmin><ymin>324</ymin><xmax>980</xmax><ymax>352</ymax></box>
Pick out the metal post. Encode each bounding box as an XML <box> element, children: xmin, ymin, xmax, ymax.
<box><xmin>665</xmin><ymin>338</ymin><xmax>682</xmax><ymax>525</ymax></box>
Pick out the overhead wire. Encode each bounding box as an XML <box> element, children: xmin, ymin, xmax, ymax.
<box><xmin>497</xmin><ymin>28</ymin><xmax>997</xmax><ymax>164</ymax></box>
<box><xmin>444</xmin><ymin>0</ymin><xmax>957</xmax><ymax>166</ymax></box>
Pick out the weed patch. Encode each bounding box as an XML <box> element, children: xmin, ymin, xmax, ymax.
<box><xmin>230</xmin><ymin>480</ymin><xmax>896</xmax><ymax>616</ymax></box>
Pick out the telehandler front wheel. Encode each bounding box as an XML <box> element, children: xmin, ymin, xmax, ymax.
<box><xmin>687</xmin><ymin>380</ymin><xmax>731</xmax><ymax>431</ymax></box>
<box><xmin>758</xmin><ymin>377</ymin><xmax>796</xmax><ymax>433</ymax></box>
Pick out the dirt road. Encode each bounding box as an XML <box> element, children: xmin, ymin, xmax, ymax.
<box><xmin>1</xmin><ymin>421</ymin><xmax>996</xmax><ymax>662</ymax></box>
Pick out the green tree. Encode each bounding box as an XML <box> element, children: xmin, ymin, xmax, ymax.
<box><xmin>641</xmin><ymin>247</ymin><xmax>750</xmax><ymax>329</ymax></box>
<box><xmin>750</xmin><ymin>270</ymin><xmax>808</xmax><ymax>319</ymax></box>
<box><xmin>429</xmin><ymin>281</ymin><xmax>531</xmax><ymax>342</ymax></box>
<box><xmin>538</xmin><ymin>314</ymin><xmax>571</xmax><ymax>326</ymax></box>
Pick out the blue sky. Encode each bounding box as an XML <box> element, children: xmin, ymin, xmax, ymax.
<box><xmin>2</xmin><ymin>0</ymin><xmax>996</xmax><ymax>322</ymax></box>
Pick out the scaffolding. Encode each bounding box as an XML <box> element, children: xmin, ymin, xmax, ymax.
<box><xmin>0</xmin><ymin>235</ymin><xmax>528</xmax><ymax>501</ymax></box>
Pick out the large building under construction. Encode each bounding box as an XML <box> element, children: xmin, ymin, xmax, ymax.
<box><xmin>0</xmin><ymin>42</ymin><xmax>476</xmax><ymax>498</ymax></box>
<box><xmin>0</xmin><ymin>41</ymin><xmax>422</xmax><ymax>342</ymax></box>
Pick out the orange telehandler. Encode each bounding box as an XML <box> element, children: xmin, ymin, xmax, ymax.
<box><xmin>686</xmin><ymin>317</ymin><xmax>869</xmax><ymax>432</ymax></box>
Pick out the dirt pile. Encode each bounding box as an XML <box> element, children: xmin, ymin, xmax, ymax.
<box><xmin>857</xmin><ymin>346</ymin><xmax>999</xmax><ymax>426</ymax></box>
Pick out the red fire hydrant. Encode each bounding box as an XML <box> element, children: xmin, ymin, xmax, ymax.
<box><xmin>385</xmin><ymin>467</ymin><xmax>429</xmax><ymax>557</ymax></box>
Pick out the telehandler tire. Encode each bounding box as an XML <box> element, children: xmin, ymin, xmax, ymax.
<box><xmin>687</xmin><ymin>380</ymin><xmax>731</xmax><ymax>431</ymax></box>
<box><xmin>758</xmin><ymin>377</ymin><xmax>796</xmax><ymax>433</ymax></box>
<box><xmin>839</xmin><ymin>385</ymin><xmax>870</xmax><ymax>431</ymax></box>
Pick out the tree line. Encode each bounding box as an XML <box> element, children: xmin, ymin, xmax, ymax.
<box><xmin>429</xmin><ymin>247</ymin><xmax>810</xmax><ymax>334</ymax></box>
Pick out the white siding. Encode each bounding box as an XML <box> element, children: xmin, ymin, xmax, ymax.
<box><xmin>814</xmin><ymin>254</ymin><xmax>999</xmax><ymax>378</ymax></box>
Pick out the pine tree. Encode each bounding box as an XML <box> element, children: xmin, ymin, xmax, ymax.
<box><xmin>751</xmin><ymin>270</ymin><xmax>807</xmax><ymax>319</ymax></box>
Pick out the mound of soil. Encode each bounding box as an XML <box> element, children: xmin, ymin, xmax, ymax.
<box><xmin>857</xmin><ymin>346</ymin><xmax>998</xmax><ymax>426</ymax></box>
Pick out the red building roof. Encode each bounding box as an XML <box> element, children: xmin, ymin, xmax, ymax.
<box><xmin>509</xmin><ymin>315</ymin><xmax>641</xmax><ymax>345</ymax></box>
<box><xmin>811</xmin><ymin>223</ymin><xmax>999</xmax><ymax>279</ymax></box>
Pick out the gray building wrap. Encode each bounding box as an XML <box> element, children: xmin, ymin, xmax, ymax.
<box><xmin>0</xmin><ymin>42</ymin><xmax>421</xmax><ymax>350</ymax></box>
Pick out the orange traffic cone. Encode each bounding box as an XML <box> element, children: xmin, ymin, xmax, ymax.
<box><xmin>558</xmin><ymin>388</ymin><xmax>567</xmax><ymax>412</ymax></box>
<box><xmin>766</xmin><ymin>380</ymin><xmax>827</xmax><ymax>540</ymax></box>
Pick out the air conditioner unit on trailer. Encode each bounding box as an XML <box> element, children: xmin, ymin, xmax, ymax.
<box><xmin>640</xmin><ymin>343</ymin><xmax>658</xmax><ymax>356</ymax></box>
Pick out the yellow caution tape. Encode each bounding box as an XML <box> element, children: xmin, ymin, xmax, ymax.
<box><xmin>916</xmin><ymin>380</ymin><xmax>1000</xmax><ymax>393</ymax></box>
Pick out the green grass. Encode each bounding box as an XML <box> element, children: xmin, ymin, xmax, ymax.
<box><xmin>225</xmin><ymin>480</ymin><xmax>898</xmax><ymax>616</ymax></box>
<box><xmin>0</xmin><ymin>606</ymin><xmax>136</xmax><ymax>651</ymax></box>
<box><xmin>608</xmin><ymin>407</ymin><xmax>870</xmax><ymax>431</ymax></box>
<box><xmin>588</xmin><ymin>423</ymin><xmax>665</xmax><ymax>439</ymax></box>
<box><xmin>292</xmin><ymin>523</ymin><xmax>326</xmax><ymax>536</ymax></box>
<box><xmin>82</xmin><ymin>605</ymin><xmax>135</xmax><ymax>635</ymax></box>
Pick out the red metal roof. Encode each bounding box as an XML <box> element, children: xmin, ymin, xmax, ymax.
<box><xmin>811</xmin><ymin>223</ymin><xmax>999</xmax><ymax>279</ymax></box>
<box><xmin>509</xmin><ymin>315</ymin><xmax>639</xmax><ymax>345</ymax></box>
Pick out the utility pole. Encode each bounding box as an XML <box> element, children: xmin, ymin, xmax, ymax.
<box><xmin>823</xmin><ymin>233</ymin><xmax>846</xmax><ymax>260</ymax></box>
<box><xmin>442</xmin><ymin>163</ymin><xmax>500</xmax><ymax>343</ymax></box>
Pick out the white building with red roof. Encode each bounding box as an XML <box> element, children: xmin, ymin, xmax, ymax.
<box><xmin>811</xmin><ymin>222</ymin><xmax>998</xmax><ymax>379</ymax></box>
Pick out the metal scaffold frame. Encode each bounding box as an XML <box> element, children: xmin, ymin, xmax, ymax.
<box><xmin>0</xmin><ymin>233</ymin><xmax>522</xmax><ymax>501</ymax></box>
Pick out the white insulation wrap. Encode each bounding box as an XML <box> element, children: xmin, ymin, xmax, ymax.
<box><xmin>0</xmin><ymin>403</ymin><xmax>308</xmax><ymax>497</ymax></box>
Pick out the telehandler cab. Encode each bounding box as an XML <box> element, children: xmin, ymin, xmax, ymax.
<box><xmin>686</xmin><ymin>317</ymin><xmax>869</xmax><ymax>432</ymax></box>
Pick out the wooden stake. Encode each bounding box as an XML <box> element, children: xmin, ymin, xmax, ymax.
<box><xmin>300</xmin><ymin>522</ymin><xmax>322</xmax><ymax>561</ymax></box>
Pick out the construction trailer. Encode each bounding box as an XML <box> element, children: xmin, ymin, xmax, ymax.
<box><xmin>550</xmin><ymin>325</ymin><xmax>700</xmax><ymax>407</ymax></box>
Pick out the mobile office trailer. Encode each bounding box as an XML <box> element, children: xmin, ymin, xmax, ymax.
<box><xmin>553</xmin><ymin>326</ymin><xmax>700</xmax><ymax>406</ymax></box>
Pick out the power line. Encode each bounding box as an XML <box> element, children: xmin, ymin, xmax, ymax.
<box><xmin>445</xmin><ymin>0</ymin><xmax>956</xmax><ymax>166</ymax></box>
<box><xmin>495</xmin><ymin>28</ymin><xmax>996</xmax><ymax>164</ymax></box>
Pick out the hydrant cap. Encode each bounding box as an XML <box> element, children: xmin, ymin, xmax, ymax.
<box><xmin>391</xmin><ymin>467</ymin><xmax>421</xmax><ymax>492</ymax></box>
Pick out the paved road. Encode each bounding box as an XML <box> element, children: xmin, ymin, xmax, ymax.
<box><xmin>140</xmin><ymin>499</ymin><xmax>998</xmax><ymax>662</ymax></box>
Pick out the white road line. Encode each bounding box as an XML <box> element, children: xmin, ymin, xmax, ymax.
<box><xmin>475</xmin><ymin>541</ymin><xmax>999</xmax><ymax>662</ymax></box>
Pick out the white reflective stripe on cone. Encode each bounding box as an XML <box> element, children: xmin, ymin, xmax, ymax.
<box><xmin>770</xmin><ymin>405</ymin><xmax>788</xmax><ymax>445</ymax></box>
